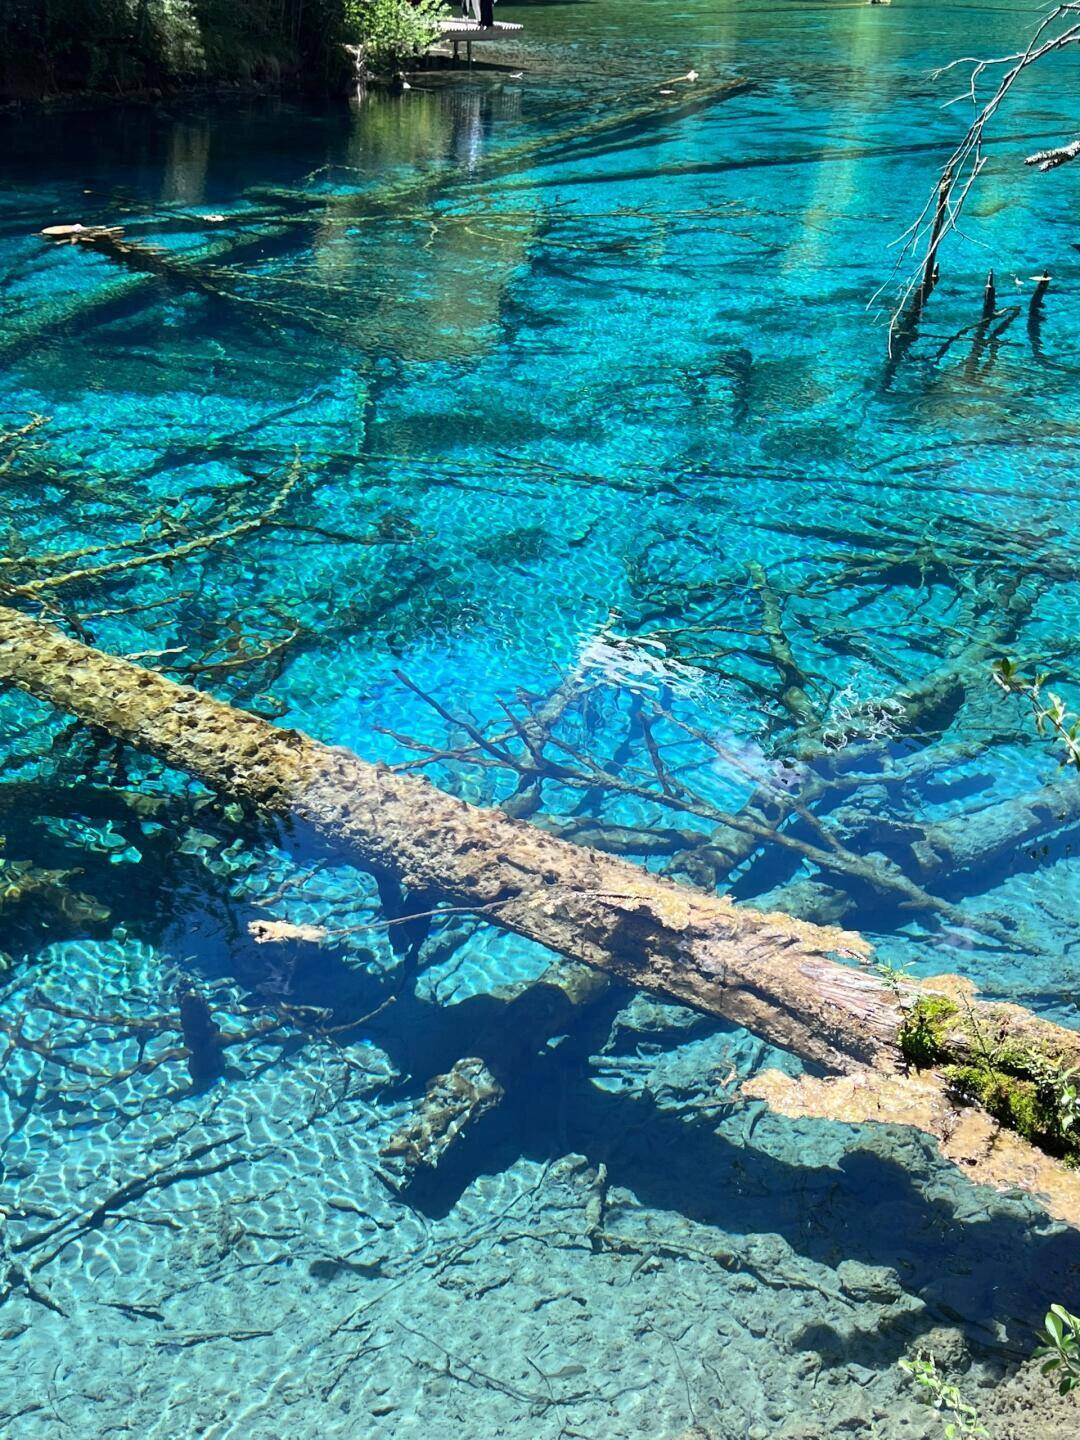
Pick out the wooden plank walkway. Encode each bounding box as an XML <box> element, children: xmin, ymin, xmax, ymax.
<box><xmin>437</xmin><ymin>19</ymin><xmax>523</xmax><ymax>65</ymax></box>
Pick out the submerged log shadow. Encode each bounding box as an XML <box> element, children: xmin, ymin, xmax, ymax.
<box><xmin>394</xmin><ymin>1016</ymin><xmax>1080</xmax><ymax>1363</ymax></box>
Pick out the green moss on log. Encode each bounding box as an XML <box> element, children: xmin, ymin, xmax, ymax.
<box><xmin>900</xmin><ymin>996</ymin><xmax>1080</xmax><ymax>1164</ymax></box>
<box><xmin>945</xmin><ymin>1066</ymin><xmax>1054</xmax><ymax>1148</ymax></box>
<box><xmin>898</xmin><ymin>995</ymin><xmax>959</xmax><ymax>1067</ymax></box>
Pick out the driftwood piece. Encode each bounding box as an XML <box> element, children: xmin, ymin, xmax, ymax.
<box><xmin>2</xmin><ymin>605</ymin><xmax>1080</xmax><ymax>1218</ymax></box>
<box><xmin>380</xmin><ymin>1057</ymin><xmax>504</xmax><ymax>1185</ymax></box>
<box><xmin>1026</xmin><ymin>137</ymin><xmax>1080</xmax><ymax>171</ymax></box>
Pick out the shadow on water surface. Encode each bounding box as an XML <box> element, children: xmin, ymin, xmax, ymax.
<box><xmin>399</xmin><ymin>1004</ymin><xmax>1080</xmax><ymax>1364</ymax></box>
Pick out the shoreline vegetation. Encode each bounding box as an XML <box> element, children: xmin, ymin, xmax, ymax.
<box><xmin>0</xmin><ymin>0</ymin><xmax>447</xmax><ymax>107</ymax></box>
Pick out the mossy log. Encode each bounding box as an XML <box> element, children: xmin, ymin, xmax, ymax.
<box><xmin>0</xmin><ymin>606</ymin><xmax>882</xmax><ymax>1072</ymax></box>
<box><xmin>2</xmin><ymin>604</ymin><xmax>1080</xmax><ymax>1217</ymax></box>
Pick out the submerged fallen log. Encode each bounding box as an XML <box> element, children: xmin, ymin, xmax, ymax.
<box><xmin>2</xmin><ymin>603</ymin><xmax>1080</xmax><ymax>1219</ymax></box>
<box><xmin>379</xmin><ymin>961</ymin><xmax>610</xmax><ymax>1188</ymax></box>
<box><xmin>0</xmin><ymin>607</ymin><xmax>880</xmax><ymax>1071</ymax></box>
<box><xmin>762</xmin><ymin>777</ymin><xmax>1080</xmax><ymax>927</ymax></box>
<box><xmin>10</xmin><ymin>79</ymin><xmax>752</xmax><ymax>367</ymax></box>
<box><xmin>2</xmin><ymin>215</ymin><xmax>297</xmax><ymax>364</ymax></box>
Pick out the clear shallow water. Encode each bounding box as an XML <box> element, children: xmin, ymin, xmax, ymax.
<box><xmin>1</xmin><ymin>2</ymin><xmax>1079</xmax><ymax>1436</ymax></box>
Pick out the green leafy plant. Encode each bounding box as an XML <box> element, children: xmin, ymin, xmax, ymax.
<box><xmin>1034</xmin><ymin>1303</ymin><xmax>1080</xmax><ymax>1394</ymax></box>
<box><xmin>898</xmin><ymin>1352</ymin><xmax>988</xmax><ymax>1439</ymax></box>
<box><xmin>898</xmin><ymin>993</ymin><xmax>958</xmax><ymax>1068</ymax></box>
<box><xmin>894</xmin><ymin>991</ymin><xmax>1080</xmax><ymax>1163</ymax></box>
<box><xmin>992</xmin><ymin>659</ymin><xmax>1080</xmax><ymax>769</ymax></box>
<box><xmin>875</xmin><ymin>957</ymin><xmax>915</xmax><ymax>995</ymax></box>
<box><xmin>1025</xmin><ymin>1057</ymin><xmax>1080</xmax><ymax>1138</ymax></box>
<box><xmin>344</xmin><ymin>0</ymin><xmax>443</xmax><ymax>74</ymax></box>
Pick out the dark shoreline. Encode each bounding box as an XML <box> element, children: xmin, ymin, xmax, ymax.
<box><xmin>0</xmin><ymin>72</ymin><xmax>332</xmax><ymax>117</ymax></box>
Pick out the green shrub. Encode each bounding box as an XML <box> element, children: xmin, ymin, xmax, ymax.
<box><xmin>0</xmin><ymin>0</ymin><xmax>357</xmax><ymax>97</ymax></box>
<box><xmin>1034</xmin><ymin>1304</ymin><xmax>1080</xmax><ymax>1394</ymax></box>
<box><xmin>898</xmin><ymin>1352</ymin><xmax>987</xmax><ymax>1439</ymax></box>
<box><xmin>344</xmin><ymin>0</ymin><xmax>444</xmax><ymax>74</ymax></box>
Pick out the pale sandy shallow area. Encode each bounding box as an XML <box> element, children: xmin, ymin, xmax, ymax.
<box><xmin>2</xmin><ymin>934</ymin><xmax>1076</xmax><ymax>1440</ymax></box>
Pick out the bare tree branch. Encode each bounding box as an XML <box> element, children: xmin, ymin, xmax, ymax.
<box><xmin>883</xmin><ymin>3</ymin><xmax>1080</xmax><ymax>342</ymax></box>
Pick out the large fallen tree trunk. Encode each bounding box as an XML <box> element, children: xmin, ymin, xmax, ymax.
<box><xmin>0</xmin><ymin>606</ymin><xmax>882</xmax><ymax>1071</ymax></box>
<box><xmin>2</xmin><ymin>604</ymin><xmax>1080</xmax><ymax>1219</ymax></box>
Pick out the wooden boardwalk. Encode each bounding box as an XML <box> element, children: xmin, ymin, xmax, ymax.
<box><xmin>437</xmin><ymin>18</ymin><xmax>523</xmax><ymax>65</ymax></box>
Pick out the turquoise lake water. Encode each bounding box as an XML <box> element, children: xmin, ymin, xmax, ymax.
<box><xmin>1</xmin><ymin>2</ymin><xmax>1079</xmax><ymax>1435</ymax></box>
